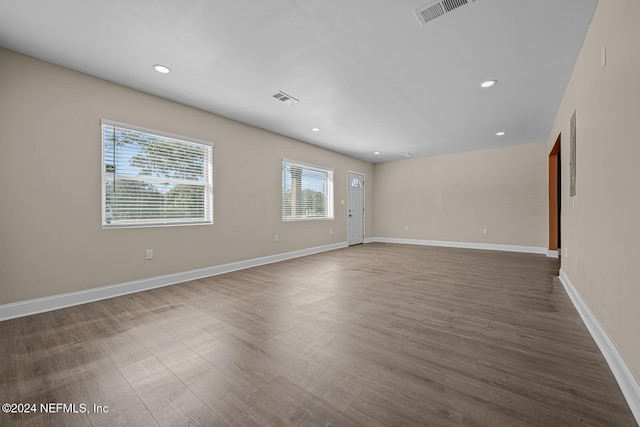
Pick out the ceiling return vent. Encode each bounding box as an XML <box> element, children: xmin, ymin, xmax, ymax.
<box><xmin>415</xmin><ymin>0</ymin><xmax>473</xmax><ymax>25</ymax></box>
<box><xmin>272</xmin><ymin>91</ymin><xmax>299</xmax><ymax>106</ymax></box>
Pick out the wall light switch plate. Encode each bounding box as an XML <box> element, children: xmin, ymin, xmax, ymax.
<box><xmin>145</xmin><ymin>249</ymin><xmax>153</xmax><ymax>260</ymax></box>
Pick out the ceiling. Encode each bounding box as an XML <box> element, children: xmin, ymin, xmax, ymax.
<box><xmin>0</xmin><ymin>0</ymin><xmax>597</xmax><ymax>163</ymax></box>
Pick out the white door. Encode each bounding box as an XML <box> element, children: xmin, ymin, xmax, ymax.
<box><xmin>348</xmin><ymin>172</ymin><xmax>365</xmax><ymax>245</ymax></box>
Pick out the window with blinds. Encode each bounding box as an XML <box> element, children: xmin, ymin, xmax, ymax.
<box><xmin>101</xmin><ymin>120</ymin><xmax>213</xmax><ymax>228</ymax></box>
<box><xmin>282</xmin><ymin>160</ymin><xmax>334</xmax><ymax>221</ymax></box>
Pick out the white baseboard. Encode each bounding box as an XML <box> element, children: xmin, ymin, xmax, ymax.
<box><xmin>368</xmin><ymin>237</ymin><xmax>547</xmax><ymax>255</ymax></box>
<box><xmin>0</xmin><ymin>242</ymin><xmax>348</xmax><ymax>322</ymax></box>
<box><xmin>559</xmin><ymin>269</ymin><xmax>640</xmax><ymax>424</ymax></box>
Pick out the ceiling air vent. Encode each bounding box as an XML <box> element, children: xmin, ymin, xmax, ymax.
<box><xmin>442</xmin><ymin>0</ymin><xmax>468</xmax><ymax>12</ymax></box>
<box><xmin>415</xmin><ymin>0</ymin><xmax>472</xmax><ymax>25</ymax></box>
<box><xmin>272</xmin><ymin>91</ymin><xmax>299</xmax><ymax>106</ymax></box>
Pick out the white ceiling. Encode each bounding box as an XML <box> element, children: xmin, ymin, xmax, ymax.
<box><xmin>0</xmin><ymin>0</ymin><xmax>597</xmax><ymax>163</ymax></box>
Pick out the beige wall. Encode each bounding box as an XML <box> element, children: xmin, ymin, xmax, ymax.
<box><xmin>548</xmin><ymin>1</ymin><xmax>640</xmax><ymax>381</ymax></box>
<box><xmin>0</xmin><ymin>49</ymin><xmax>373</xmax><ymax>305</ymax></box>
<box><xmin>372</xmin><ymin>142</ymin><xmax>548</xmax><ymax>248</ymax></box>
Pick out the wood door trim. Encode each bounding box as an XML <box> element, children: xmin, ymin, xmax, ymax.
<box><xmin>549</xmin><ymin>134</ymin><xmax>561</xmax><ymax>251</ymax></box>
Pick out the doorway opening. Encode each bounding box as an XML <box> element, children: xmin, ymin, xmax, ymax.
<box><xmin>548</xmin><ymin>134</ymin><xmax>561</xmax><ymax>257</ymax></box>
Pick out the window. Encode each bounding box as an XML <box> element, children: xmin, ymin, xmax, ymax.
<box><xmin>282</xmin><ymin>160</ymin><xmax>334</xmax><ymax>221</ymax></box>
<box><xmin>101</xmin><ymin>120</ymin><xmax>213</xmax><ymax>227</ymax></box>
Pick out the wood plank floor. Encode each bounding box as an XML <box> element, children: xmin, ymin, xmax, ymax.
<box><xmin>0</xmin><ymin>243</ymin><xmax>636</xmax><ymax>426</ymax></box>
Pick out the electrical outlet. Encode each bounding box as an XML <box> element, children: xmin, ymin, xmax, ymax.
<box><xmin>330</xmin><ymin>228</ymin><xmax>333</xmax><ymax>235</ymax></box>
<box><xmin>145</xmin><ymin>249</ymin><xmax>153</xmax><ymax>260</ymax></box>
<box><xmin>404</xmin><ymin>226</ymin><xmax>409</xmax><ymax>231</ymax></box>
<box><xmin>483</xmin><ymin>228</ymin><xmax>488</xmax><ymax>235</ymax></box>
<box><xmin>274</xmin><ymin>234</ymin><xmax>279</xmax><ymax>242</ymax></box>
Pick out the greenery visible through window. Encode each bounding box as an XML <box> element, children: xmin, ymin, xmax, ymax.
<box><xmin>282</xmin><ymin>160</ymin><xmax>333</xmax><ymax>221</ymax></box>
<box><xmin>102</xmin><ymin>120</ymin><xmax>213</xmax><ymax>227</ymax></box>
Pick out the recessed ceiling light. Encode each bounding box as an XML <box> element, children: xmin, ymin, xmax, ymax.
<box><xmin>401</xmin><ymin>152</ymin><xmax>413</xmax><ymax>158</ymax></box>
<box><xmin>496</xmin><ymin>131</ymin><xmax>507</xmax><ymax>136</ymax></box>
<box><xmin>480</xmin><ymin>80</ymin><xmax>497</xmax><ymax>88</ymax></box>
<box><xmin>153</xmin><ymin>64</ymin><xmax>171</xmax><ymax>74</ymax></box>
<box><xmin>373</xmin><ymin>151</ymin><xmax>381</xmax><ymax>155</ymax></box>
<box><xmin>311</xmin><ymin>127</ymin><xmax>321</xmax><ymax>132</ymax></box>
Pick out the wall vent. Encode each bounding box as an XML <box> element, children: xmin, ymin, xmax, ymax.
<box><xmin>415</xmin><ymin>0</ymin><xmax>472</xmax><ymax>25</ymax></box>
<box><xmin>273</xmin><ymin>91</ymin><xmax>299</xmax><ymax>106</ymax></box>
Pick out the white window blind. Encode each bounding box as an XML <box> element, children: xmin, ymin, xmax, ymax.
<box><xmin>282</xmin><ymin>160</ymin><xmax>334</xmax><ymax>221</ymax></box>
<box><xmin>101</xmin><ymin>120</ymin><xmax>213</xmax><ymax>227</ymax></box>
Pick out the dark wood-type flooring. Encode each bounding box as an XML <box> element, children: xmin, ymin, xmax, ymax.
<box><xmin>0</xmin><ymin>243</ymin><xmax>636</xmax><ymax>426</ymax></box>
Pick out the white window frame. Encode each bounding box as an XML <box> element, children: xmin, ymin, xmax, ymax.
<box><xmin>282</xmin><ymin>159</ymin><xmax>334</xmax><ymax>222</ymax></box>
<box><xmin>101</xmin><ymin>119</ymin><xmax>213</xmax><ymax>228</ymax></box>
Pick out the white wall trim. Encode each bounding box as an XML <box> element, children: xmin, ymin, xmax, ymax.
<box><xmin>546</xmin><ymin>250</ymin><xmax>559</xmax><ymax>258</ymax></box>
<box><xmin>0</xmin><ymin>242</ymin><xmax>348</xmax><ymax>322</ymax></box>
<box><xmin>368</xmin><ymin>237</ymin><xmax>547</xmax><ymax>254</ymax></box>
<box><xmin>559</xmin><ymin>269</ymin><xmax>640</xmax><ymax>424</ymax></box>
